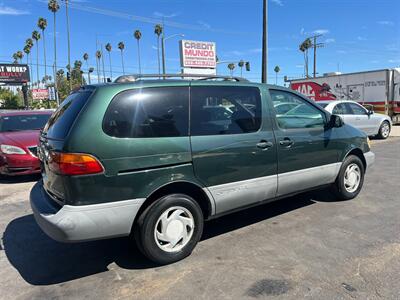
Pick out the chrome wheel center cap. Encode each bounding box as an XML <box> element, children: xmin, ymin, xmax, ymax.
<box><xmin>166</xmin><ymin>220</ymin><xmax>184</xmax><ymax>239</ymax></box>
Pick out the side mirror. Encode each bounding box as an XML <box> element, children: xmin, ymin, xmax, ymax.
<box><xmin>327</xmin><ymin>114</ymin><xmax>344</xmax><ymax>128</ymax></box>
<box><xmin>367</xmin><ymin>109</ymin><xmax>374</xmax><ymax>116</ymax></box>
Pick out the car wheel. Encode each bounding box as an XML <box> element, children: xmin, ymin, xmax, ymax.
<box><xmin>134</xmin><ymin>194</ymin><xmax>204</xmax><ymax>265</ymax></box>
<box><xmin>332</xmin><ymin>155</ymin><xmax>365</xmax><ymax>200</ymax></box>
<box><xmin>377</xmin><ymin>121</ymin><xmax>390</xmax><ymax>139</ymax></box>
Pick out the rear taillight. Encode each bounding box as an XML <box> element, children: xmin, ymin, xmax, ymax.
<box><xmin>49</xmin><ymin>152</ymin><xmax>104</xmax><ymax>176</ymax></box>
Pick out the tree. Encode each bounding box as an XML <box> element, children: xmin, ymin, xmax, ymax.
<box><xmin>12</xmin><ymin>53</ymin><xmax>19</xmax><ymax>64</ymax></box>
<box><xmin>118</xmin><ymin>42</ymin><xmax>125</xmax><ymax>75</ymax></box>
<box><xmin>134</xmin><ymin>30</ymin><xmax>142</xmax><ymax>74</ymax></box>
<box><xmin>38</xmin><ymin>17</ymin><xmax>48</xmax><ymax>82</ymax></box>
<box><xmin>105</xmin><ymin>43</ymin><xmax>113</xmax><ymax>80</ymax></box>
<box><xmin>32</xmin><ymin>30</ymin><xmax>41</xmax><ymax>84</ymax></box>
<box><xmin>238</xmin><ymin>60</ymin><xmax>244</xmax><ymax>77</ymax></box>
<box><xmin>95</xmin><ymin>50</ymin><xmax>102</xmax><ymax>83</ymax></box>
<box><xmin>48</xmin><ymin>0</ymin><xmax>60</xmax><ymax>102</ymax></box>
<box><xmin>227</xmin><ymin>63</ymin><xmax>235</xmax><ymax>76</ymax></box>
<box><xmin>83</xmin><ymin>52</ymin><xmax>89</xmax><ymax>80</ymax></box>
<box><xmin>274</xmin><ymin>65</ymin><xmax>280</xmax><ymax>85</ymax></box>
<box><xmin>154</xmin><ymin>24</ymin><xmax>163</xmax><ymax>75</ymax></box>
<box><xmin>299</xmin><ymin>38</ymin><xmax>312</xmax><ymax>78</ymax></box>
<box><xmin>0</xmin><ymin>88</ymin><xmax>23</xmax><ymax>109</ymax></box>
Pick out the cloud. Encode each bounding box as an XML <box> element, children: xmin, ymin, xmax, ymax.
<box><xmin>250</xmin><ymin>48</ymin><xmax>262</xmax><ymax>53</ymax></box>
<box><xmin>313</xmin><ymin>29</ymin><xmax>329</xmax><ymax>35</ymax></box>
<box><xmin>357</xmin><ymin>36</ymin><xmax>367</xmax><ymax>41</ymax></box>
<box><xmin>153</xmin><ymin>11</ymin><xmax>179</xmax><ymax>18</ymax></box>
<box><xmin>271</xmin><ymin>0</ymin><xmax>283</xmax><ymax>6</ymax></box>
<box><xmin>377</xmin><ymin>21</ymin><xmax>394</xmax><ymax>26</ymax></box>
<box><xmin>325</xmin><ymin>38</ymin><xmax>335</xmax><ymax>43</ymax></box>
<box><xmin>295</xmin><ymin>64</ymin><xmax>304</xmax><ymax>68</ymax></box>
<box><xmin>336</xmin><ymin>50</ymin><xmax>347</xmax><ymax>54</ymax></box>
<box><xmin>388</xmin><ymin>59</ymin><xmax>400</xmax><ymax>63</ymax></box>
<box><xmin>197</xmin><ymin>20</ymin><xmax>211</xmax><ymax>30</ymax></box>
<box><xmin>300</xmin><ymin>28</ymin><xmax>305</xmax><ymax>35</ymax></box>
<box><xmin>0</xmin><ymin>4</ymin><xmax>30</xmax><ymax>15</ymax></box>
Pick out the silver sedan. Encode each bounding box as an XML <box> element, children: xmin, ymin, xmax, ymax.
<box><xmin>318</xmin><ymin>100</ymin><xmax>392</xmax><ymax>139</ymax></box>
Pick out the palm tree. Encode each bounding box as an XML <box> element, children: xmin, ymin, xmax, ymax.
<box><xmin>16</xmin><ymin>51</ymin><xmax>24</xmax><ymax>63</ymax></box>
<box><xmin>227</xmin><ymin>63</ymin><xmax>235</xmax><ymax>76</ymax></box>
<box><xmin>105</xmin><ymin>43</ymin><xmax>113</xmax><ymax>80</ymax></box>
<box><xmin>23</xmin><ymin>45</ymin><xmax>31</xmax><ymax>77</ymax></box>
<box><xmin>95</xmin><ymin>50</ymin><xmax>102</xmax><ymax>83</ymax></box>
<box><xmin>299</xmin><ymin>38</ymin><xmax>312</xmax><ymax>78</ymax></box>
<box><xmin>274</xmin><ymin>65</ymin><xmax>280</xmax><ymax>85</ymax></box>
<box><xmin>25</xmin><ymin>38</ymin><xmax>33</xmax><ymax>83</ymax></box>
<box><xmin>48</xmin><ymin>0</ymin><xmax>60</xmax><ymax>102</ymax></box>
<box><xmin>134</xmin><ymin>30</ymin><xmax>142</xmax><ymax>74</ymax></box>
<box><xmin>238</xmin><ymin>60</ymin><xmax>244</xmax><ymax>77</ymax></box>
<box><xmin>38</xmin><ymin>17</ymin><xmax>48</xmax><ymax>82</ymax></box>
<box><xmin>118</xmin><ymin>42</ymin><xmax>125</xmax><ymax>75</ymax></box>
<box><xmin>32</xmin><ymin>30</ymin><xmax>41</xmax><ymax>84</ymax></box>
<box><xmin>154</xmin><ymin>24</ymin><xmax>162</xmax><ymax>75</ymax></box>
<box><xmin>83</xmin><ymin>52</ymin><xmax>89</xmax><ymax>76</ymax></box>
<box><xmin>12</xmin><ymin>53</ymin><xmax>19</xmax><ymax>64</ymax></box>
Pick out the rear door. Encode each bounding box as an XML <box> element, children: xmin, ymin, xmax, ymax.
<box><xmin>346</xmin><ymin>102</ymin><xmax>375</xmax><ymax>135</ymax></box>
<box><xmin>190</xmin><ymin>84</ymin><xmax>278</xmax><ymax>214</ymax></box>
<box><xmin>268</xmin><ymin>89</ymin><xmax>339</xmax><ymax>196</ymax></box>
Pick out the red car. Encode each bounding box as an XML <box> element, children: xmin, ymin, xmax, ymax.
<box><xmin>0</xmin><ymin>110</ymin><xmax>53</xmax><ymax>176</ymax></box>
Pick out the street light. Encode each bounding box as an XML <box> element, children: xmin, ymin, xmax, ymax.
<box><xmin>162</xmin><ymin>33</ymin><xmax>184</xmax><ymax>76</ymax></box>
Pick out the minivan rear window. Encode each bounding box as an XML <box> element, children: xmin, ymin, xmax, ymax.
<box><xmin>43</xmin><ymin>91</ymin><xmax>92</xmax><ymax>140</ymax></box>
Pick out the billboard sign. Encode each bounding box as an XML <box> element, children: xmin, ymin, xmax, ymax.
<box><xmin>32</xmin><ymin>89</ymin><xmax>49</xmax><ymax>100</ymax></box>
<box><xmin>0</xmin><ymin>64</ymin><xmax>30</xmax><ymax>85</ymax></box>
<box><xmin>180</xmin><ymin>40</ymin><xmax>216</xmax><ymax>69</ymax></box>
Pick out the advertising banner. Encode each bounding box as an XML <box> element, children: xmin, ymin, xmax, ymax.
<box><xmin>180</xmin><ymin>40</ymin><xmax>216</xmax><ymax>69</ymax></box>
<box><xmin>0</xmin><ymin>64</ymin><xmax>30</xmax><ymax>85</ymax></box>
<box><xmin>32</xmin><ymin>89</ymin><xmax>49</xmax><ymax>100</ymax></box>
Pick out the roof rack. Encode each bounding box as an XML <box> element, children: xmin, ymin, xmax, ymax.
<box><xmin>114</xmin><ymin>73</ymin><xmax>249</xmax><ymax>83</ymax></box>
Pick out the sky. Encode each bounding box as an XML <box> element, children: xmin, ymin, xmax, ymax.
<box><xmin>0</xmin><ymin>0</ymin><xmax>399</xmax><ymax>85</ymax></box>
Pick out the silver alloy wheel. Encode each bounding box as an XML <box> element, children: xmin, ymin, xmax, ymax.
<box><xmin>344</xmin><ymin>163</ymin><xmax>361</xmax><ymax>193</ymax></box>
<box><xmin>154</xmin><ymin>206</ymin><xmax>195</xmax><ymax>253</ymax></box>
<box><xmin>381</xmin><ymin>122</ymin><xmax>390</xmax><ymax>138</ymax></box>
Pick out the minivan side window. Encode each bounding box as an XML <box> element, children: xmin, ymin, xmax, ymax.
<box><xmin>103</xmin><ymin>87</ymin><xmax>189</xmax><ymax>138</ymax></box>
<box><xmin>190</xmin><ymin>86</ymin><xmax>261</xmax><ymax>136</ymax></box>
<box><xmin>348</xmin><ymin>103</ymin><xmax>367</xmax><ymax>115</ymax></box>
<box><xmin>270</xmin><ymin>90</ymin><xmax>325</xmax><ymax>129</ymax></box>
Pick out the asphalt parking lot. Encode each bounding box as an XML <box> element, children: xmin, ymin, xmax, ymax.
<box><xmin>0</xmin><ymin>138</ymin><xmax>399</xmax><ymax>300</ymax></box>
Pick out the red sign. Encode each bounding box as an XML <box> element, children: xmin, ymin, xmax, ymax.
<box><xmin>291</xmin><ymin>81</ymin><xmax>337</xmax><ymax>101</ymax></box>
<box><xmin>32</xmin><ymin>89</ymin><xmax>49</xmax><ymax>100</ymax></box>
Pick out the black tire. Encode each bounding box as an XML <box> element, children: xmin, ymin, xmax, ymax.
<box><xmin>332</xmin><ymin>155</ymin><xmax>365</xmax><ymax>200</ymax></box>
<box><xmin>377</xmin><ymin>121</ymin><xmax>390</xmax><ymax>139</ymax></box>
<box><xmin>134</xmin><ymin>194</ymin><xmax>204</xmax><ymax>265</ymax></box>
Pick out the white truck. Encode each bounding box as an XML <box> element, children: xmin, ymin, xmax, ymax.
<box><xmin>286</xmin><ymin>68</ymin><xmax>400</xmax><ymax>124</ymax></box>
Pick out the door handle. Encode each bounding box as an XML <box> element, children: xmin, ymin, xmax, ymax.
<box><xmin>256</xmin><ymin>140</ymin><xmax>273</xmax><ymax>149</ymax></box>
<box><xmin>279</xmin><ymin>138</ymin><xmax>294</xmax><ymax>147</ymax></box>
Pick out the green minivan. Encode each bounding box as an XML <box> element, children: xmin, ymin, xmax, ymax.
<box><xmin>30</xmin><ymin>75</ymin><xmax>374</xmax><ymax>264</ymax></box>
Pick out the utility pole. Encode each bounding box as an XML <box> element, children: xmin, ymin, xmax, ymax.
<box><xmin>312</xmin><ymin>34</ymin><xmax>324</xmax><ymax>78</ymax></box>
<box><xmin>261</xmin><ymin>0</ymin><xmax>268</xmax><ymax>83</ymax></box>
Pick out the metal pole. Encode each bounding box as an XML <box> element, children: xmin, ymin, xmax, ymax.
<box><xmin>261</xmin><ymin>0</ymin><xmax>268</xmax><ymax>83</ymax></box>
<box><xmin>65</xmin><ymin>0</ymin><xmax>72</xmax><ymax>91</ymax></box>
<box><xmin>101</xmin><ymin>44</ymin><xmax>106</xmax><ymax>82</ymax></box>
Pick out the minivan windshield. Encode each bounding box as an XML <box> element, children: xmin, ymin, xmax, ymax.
<box><xmin>43</xmin><ymin>91</ymin><xmax>92</xmax><ymax>139</ymax></box>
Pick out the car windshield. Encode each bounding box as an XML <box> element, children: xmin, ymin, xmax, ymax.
<box><xmin>0</xmin><ymin>114</ymin><xmax>51</xmax><ymax>132</ymax></box>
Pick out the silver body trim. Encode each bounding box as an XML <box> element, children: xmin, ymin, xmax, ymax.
<box><xmin>277</xmin><ymin>162</ymin><xmax>341</xmax><ymax>196</ymax></box>
<box><xmin>364</xmin><ymin>151</ymin><xmax>375</xmax><ymax>168</ymax></box>
<box><xmin>207</xmin><ymin>175</ymin><xmax>278</xmax><ymax>214</ymax></box>
<box><xmin>30</xmin><ymin>182</ymin><xmax>145</xmax><ymax>242</ymax></box>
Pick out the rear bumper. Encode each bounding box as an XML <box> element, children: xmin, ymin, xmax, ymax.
<box><xmin>364</xmin><ymin>151</ymin><xmax>375</xmax><ymax>169</ymax></box>
<box><xmin>30</xmin><ymin>180</ymin><xmax>145</xmax><ymax>242</ymax></box>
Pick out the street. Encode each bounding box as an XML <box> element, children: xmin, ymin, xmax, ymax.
<box><xmin>0</xmin><ymin>138</ymin><xmax>399</xmax><ymax>299</ymax></box>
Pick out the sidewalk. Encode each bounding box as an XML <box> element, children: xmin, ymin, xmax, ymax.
<box><xmin>392</xmin><ymin>125</ymin><xmax>400</xmax><ymax>137</ymax></box>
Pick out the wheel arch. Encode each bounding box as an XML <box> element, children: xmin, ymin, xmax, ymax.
<box><xmin>133</xmin><ymin>181</ymin><xmax>214</xmax><ymax>228</ymax></box>
<box><xmin>343</xmin><ymin>148</ymin><xmax>366</xmax><ymax>170</ymax></box>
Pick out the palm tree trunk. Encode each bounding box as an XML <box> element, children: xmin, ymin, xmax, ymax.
<box><xmin>96</xmin><ymin>58</ymin><xmax>100</xmax><ymax>83</ymax></box>
<box><xmin>42</xmin><ymin>29</ymin><xmax>47</xmax><ymax>83</ymax></box>
<box><xmin>53</xmin><ymin>12</ymin><xmax>59</xmax><ymax>105</ymax></box>
<box><xmin>275</xmin><ymin>73</ymin><xmax>277</xmax><ymax>85</ymax></box>
<box><xmin>36</xmin><ymin>43</ymin><xmax>39</xmax><ymax>85</ymax></box>
<box><xmin>121</xmin><ymin>50</ymin><xmax>125</xmax><ymax>75</ymax></box>
<box><xmin>157</xmin><ymin>37</ymin><xmax>160</xmax><ymax>75</ymax></box>
<box><xmin>101</xmin><ymin>49</ymin><xmax>106</xmax><ymax>82</ymax></box>
<box><xmin>137</xmin><ymin>40</ymin><xmax>141</xmax><ymax>74</ymax></box>
<box><xmin>65</xmin><ymin>0</ymin><xmax>72</xmax><ymax>91</ymax></box>
<box><xmin>108</xmin><ymin>52</ymin><xmax>112</xmax><ymax>80</ymax></box>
